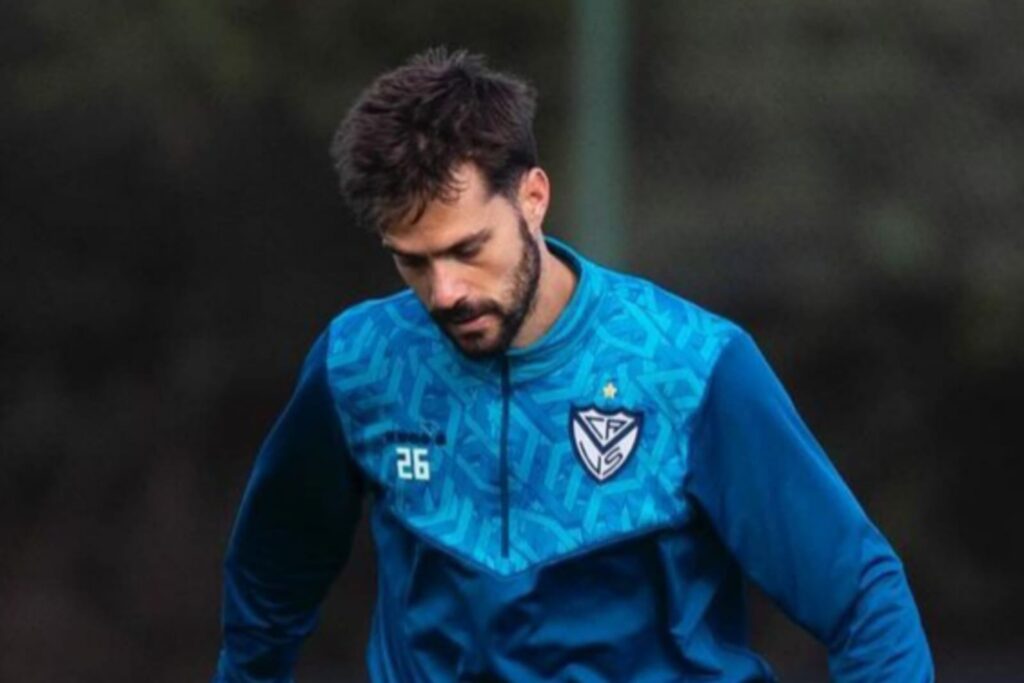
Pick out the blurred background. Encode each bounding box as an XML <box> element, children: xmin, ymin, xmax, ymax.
<box><xmin>2</xmin><ymin>0</ymin><xmax>1022</xmax><ymax>681</ymax></box>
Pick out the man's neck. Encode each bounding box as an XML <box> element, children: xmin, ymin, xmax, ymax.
<box><xmin>511</xmin><ymin>239</ymin><xmax>578</xmax><ymax>349</ymax></box>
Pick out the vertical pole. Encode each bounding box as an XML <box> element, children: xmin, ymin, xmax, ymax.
<box><xmin>570</xmin><ymin>0</ymin><xmax>628</xmax><ymax>267</ymax></box>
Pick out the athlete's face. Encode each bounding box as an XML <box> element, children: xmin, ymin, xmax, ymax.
<box><xmin>381</xmin><ymin>163</ymin><xmax>543</xmax><ymax>357</ymax></box>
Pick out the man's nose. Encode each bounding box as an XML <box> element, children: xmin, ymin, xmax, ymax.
<box><xmin>428</xmin><ymin>261</ymin><xmax>467</xmax><ymax>311</ymax></box>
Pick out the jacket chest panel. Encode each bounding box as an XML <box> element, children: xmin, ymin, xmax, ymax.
<box><xmin>344</xmin><ymin>351</ymin><xmax>698</xmax><ymax>575</ymax></box>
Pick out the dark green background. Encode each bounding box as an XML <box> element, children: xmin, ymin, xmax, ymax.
<box><xmin>2</xmin><ymin>1</ymin><xmax>1021</xmax><ymax>680</ymax></box>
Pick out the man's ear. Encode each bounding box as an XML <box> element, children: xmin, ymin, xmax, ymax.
<box><xmin>518</xmin><ymin>167</ymin><xmax>550</xmax><ymax>233</ymax></box>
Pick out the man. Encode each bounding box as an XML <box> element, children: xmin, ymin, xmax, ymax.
<box><xmin>214</xmin><ymin>48</ymin><xmax>933</xmax><ymax>681</ymax></box>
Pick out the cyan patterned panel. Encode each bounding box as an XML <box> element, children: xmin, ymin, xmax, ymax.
<box><xmin>325</xmin><ymin>264</ymin><xmax>739</xmax><ymax>577</ymax></box>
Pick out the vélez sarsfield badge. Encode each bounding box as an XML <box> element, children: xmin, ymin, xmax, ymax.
<box><xmin>569</xmin><ymin>406</ymin><xmax>643</xmax><ymax>483</ymax></box>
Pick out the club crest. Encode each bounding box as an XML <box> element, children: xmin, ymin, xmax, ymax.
<box><xmin>569</xmin><ymin>406</ymin><xmax>643</xmax><ymax>482</ymax></box>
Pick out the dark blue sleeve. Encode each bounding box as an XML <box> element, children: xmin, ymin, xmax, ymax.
<box><xmin>213</xmin><ymin>331</ymin><xmax>363</xmax><ymax>682</ymax></box>
<box><xmin>685</xmin><ymin>331</ymin><xmax>933</xmax><ymax>681</ymax></box>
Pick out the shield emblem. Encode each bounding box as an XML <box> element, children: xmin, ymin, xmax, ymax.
<box><xmin>569</xmin><ymin>406</ymin><xmax>643</xmax><ymax>482</ymax></box>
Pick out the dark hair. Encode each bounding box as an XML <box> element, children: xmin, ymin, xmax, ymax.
<box><xmin>330</xmin><ymin>47</ymin><xmax>539</xmax><ymax>232</ymax></box>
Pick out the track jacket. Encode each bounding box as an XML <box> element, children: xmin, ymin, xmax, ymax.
<box><xmin>214</xmin><ymin>238</ymin><xmax>933</xmax><ymax>682</ymax></box>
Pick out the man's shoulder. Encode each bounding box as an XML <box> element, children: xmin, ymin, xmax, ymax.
<box><xmin>322</xmin><ymin>288</ymin><xmax>437</xmax><ymax>366</ymax></box>
<box><xmin>595</xmin><ymin>264</ymin><xmax>744</xmax><ymax>362</ymax></box>
<box><xmin>328</xmin><ymin>288</ymin><xmax>422</xmax><ymax>329</ymax></box>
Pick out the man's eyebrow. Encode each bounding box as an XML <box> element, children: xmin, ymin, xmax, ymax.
<box><xmin>442</xmin><ymin>228</ymin><xmax>491</xmax><ymax>255</ymax></box>
<box><xmin>383</xmin><ymin>227</ymin><xmax>492</xmax><ymax>259</ymax></box>
<box><xmin>382</xmin><ymin>243</ymin><xmax>419</xmax><ymax>260</ymax></box>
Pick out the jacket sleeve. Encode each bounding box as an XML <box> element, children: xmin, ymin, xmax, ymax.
<box><xmin>213</xmin><ymin>330</ymin><xmax>363</xmax><ymax>682</ymax></box>
<box><xmin>684</xmin><ymin>331</ymin><xmax>933</xmax><ymax>682</ymax></box>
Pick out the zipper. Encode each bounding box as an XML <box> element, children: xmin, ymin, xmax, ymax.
<box><xmin>500</xmin><ymin>355</ymin><xmax>511</xmax><ymax>558</ymax></box>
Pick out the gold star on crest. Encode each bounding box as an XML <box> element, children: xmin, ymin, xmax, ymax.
<box><xmin>602</xmin><ymin>381</ymin><xmax>618</xmax><ymax>399</ymax></box>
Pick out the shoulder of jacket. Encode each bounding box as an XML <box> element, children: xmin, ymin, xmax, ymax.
<box><xmin>597</xmin><ymin>266</ymin><xmax>747</xmax><ymax>370</ymax></box>
<box><xmin>323</xmin><ymin>289</ymin><xmax>431</xmax><ymax>365</ymax></box>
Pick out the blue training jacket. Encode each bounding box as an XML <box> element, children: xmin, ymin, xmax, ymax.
<box><xmin>214</xmin><ymin>239</ymin><xmax>933</xmax><ymax>682</ymax></box>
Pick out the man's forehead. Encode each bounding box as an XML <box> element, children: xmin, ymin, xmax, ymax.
<box><xmin>381</xmin><ymin>177</ymin><xmax>509</xmax><ymax>252</ymax></box>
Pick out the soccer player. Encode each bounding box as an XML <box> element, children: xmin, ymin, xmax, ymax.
<box><xmin>213</xmin><ymin>48</ymin><xmax>933</xmax><ymax>681</ymax></box>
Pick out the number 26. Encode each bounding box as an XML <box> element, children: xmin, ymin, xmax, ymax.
<box><xmin>396</xmin><ymin>447</ymin><xmax>430</xmax><ymax>481</ymax></box>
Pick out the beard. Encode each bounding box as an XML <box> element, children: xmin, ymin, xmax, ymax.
<box><xmin>432</xmin><ymin>217</ymin><xmax>541</xmax><ymax>358</ymax></box>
